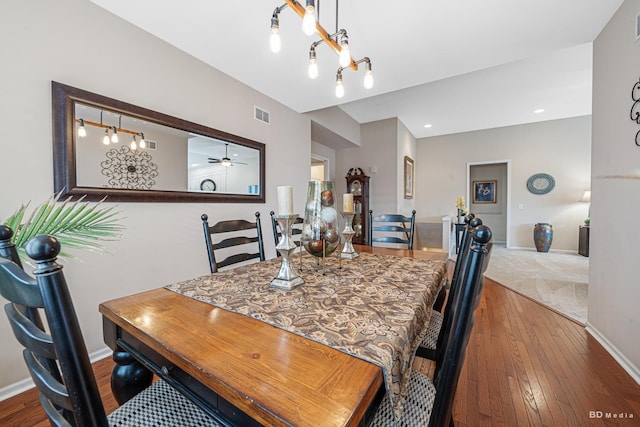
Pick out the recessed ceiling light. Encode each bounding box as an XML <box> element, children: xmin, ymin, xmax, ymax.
<box><xmin>424</xmin><ymin>124</ymin><xmax>432</xmax><ymax>128</ymax></box>
<box><xmin>534</xmin><ymin>109</ymin><xmax>545</xmax><ymax>114</ymax></box>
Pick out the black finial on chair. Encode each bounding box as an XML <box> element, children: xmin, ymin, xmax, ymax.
<box><xmin>0</xmin><ymin>225</ymin><xmax>13</xmax><ymax>242</ymax></box>
<box><xmin>473</xmin><ymin>224</ymin><xmax>492</xmax><ymax>244</ymax></box>
<box><xmin>469</xmin><ymin>217</ymin><xmax>483</xmax><ymax>228</ymax></box>
<box><xmin>463</xmin><ymin>213</ymin><xmax>475</xmax><ymax>224</ymax></box>
<box><xmin>25</xmin><ymin>235</ymin><xmax>61</xmax><ymax>274</ymax></box>
<box><xmin>201</xmin><ymin>213</ymin><xmax>209</xmax><ymax>222</ymax></box>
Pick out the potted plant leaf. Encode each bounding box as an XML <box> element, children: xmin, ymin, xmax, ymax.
<box><xmin>2</xmin><ymin>191</ymin><xmax>124</xmax><ymax>261</ymax></box>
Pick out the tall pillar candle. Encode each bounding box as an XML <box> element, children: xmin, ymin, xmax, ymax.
<box><xmin>343</xmin><ymin>193</ymin><xmax>354</xmax><ymax>213</ymax></box>
<box><xmin>277</xmin><ymin>186</ymin><xmax>294</xmax><ymax>215</ymax></box>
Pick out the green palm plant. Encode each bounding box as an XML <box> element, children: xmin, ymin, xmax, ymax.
<box><xmin>3</xmin><ymin>191</ymin><xmax>124</xmax><ymax>260</ymax></box>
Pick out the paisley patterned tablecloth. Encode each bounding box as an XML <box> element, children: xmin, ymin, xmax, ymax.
<box><xmin>166</xmin><ymin>252</ymin><xmax>446</xmax><ymax>420</ymax></box>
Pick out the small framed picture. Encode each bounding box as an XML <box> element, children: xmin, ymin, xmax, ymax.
<box><xmin>473</xmin><ymin>180</ymin><xmax>497</xmax><ymax>204</ymax></box>
<box><xmin>404</xmin><ymin>156</ymin><xmax>414</xmax><ymax>199</ymax></box>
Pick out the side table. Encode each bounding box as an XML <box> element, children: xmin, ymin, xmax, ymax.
<box><xmin>578</xmin><ymin>225</ymin><xmax>589</xmax><ymax>257</ymax></box>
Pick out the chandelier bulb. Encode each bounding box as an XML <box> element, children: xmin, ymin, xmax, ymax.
<box><xmin>335</xmin><ymin>73</ymin><xmax>344</xmax><ymax>98</ymax></box>
<box><xmin>308</xmin><ymin>49</ymin><xmax>318</xmax><ymax>79</ymax></box>
<box><xmin>363</xmin><ymin>62</ymin><xmax>374</xmax><ymax>89</ymax></box>
<box><xmin>77</xmin><ymin>119</ymin><xmax>87</xmax><ymax>137</ymax></box>
<box><xmin>338</xmin><ymin>35</ymin><xmax>351</xmax><ymax>67</ymax></box>
<box><xmin>270</xmin><ymin>17</ymin><xmax>281</xmax><ymax>53</ymax></box>
<box><xmin>139</xmin><ymin>134</ymin><xmax>146</xmax><ymax>149</ymax></box>
<box><xmin>103</xmin><ymin>130</ymin><xmax>110</xmax><ymax>145</ymax></box>
<box><xmin>111</xmin><ymin>126</ymin><xmax>119</xmax><ymax>143</ymax></box>
<box><xmin>302</xmin><ymin>0</ymin><xmax>316</xmax><ymax>36</ymax></box>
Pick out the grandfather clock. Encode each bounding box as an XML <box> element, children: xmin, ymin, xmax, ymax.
<box><xmin>345</xmin><ymin>167</ymin><xmax>370</xmax><ymax>245</ymax></box>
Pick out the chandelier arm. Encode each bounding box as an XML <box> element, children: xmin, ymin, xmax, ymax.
<box><xmin>310</xmin><ymin>29</ymin><xmax>344</xmax><ymax>51</ymax></box>
<box><xmin>75</xmin><ymin>119</ymin><xmax>142</xmax><ymax>137</ymax></box>
<box><xmin>272</xmin><ymin>3</ymin><xmax>289</xmax><ymax>17</ymax></box>
<box><xmin>284</xmin><ymin>0</ymin><xmax>357</xmax><ymax>70</ymax></box>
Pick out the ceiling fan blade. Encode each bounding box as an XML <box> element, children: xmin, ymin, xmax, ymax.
<box><xmin>233</xmin><ymin>161</ymin><xmax>248</xmax><ymax>165</ymax></box>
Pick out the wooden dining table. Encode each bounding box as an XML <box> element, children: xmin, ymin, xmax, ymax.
<box><xmin>99</xmin><ymin>245</ymin><xmax>447</xmax><ymax>427</ymax></box>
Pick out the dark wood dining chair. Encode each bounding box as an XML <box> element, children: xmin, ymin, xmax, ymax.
<box><xmin>0</xmin><ymin>232</ymin><xmax>220</xmax><ymax>427</ymax></box>
<box><xmin>416</xmin><ymin>214</ymin><xmax>481</xmax><ymax>361</ymax></box>
<box><xmin>370</xmin><ymin>224</ymin><xmax>492</xmax><ymax>427</ymax></box>
<box><xmin>201</xmin><ymin>212</ymin><xmax>265</xmax><ymax>273</ymax></box>
<box><xmin>269</xmin><ymin>210</ymin><xmax>304</xmax><ymax>257</ymax></box>
<box><xmin>368</xmin><ymin>210</ymin><xmax>417</xmax><ymax>249</ymax></box>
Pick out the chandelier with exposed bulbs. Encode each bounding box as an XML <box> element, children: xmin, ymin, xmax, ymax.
<box><xmin>269</xmin><ymin>0</ymin><xmax>373</xmax><ymax>98</ymax></box>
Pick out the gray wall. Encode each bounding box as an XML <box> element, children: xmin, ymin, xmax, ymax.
<box><xmin>0</xmin><ymin>0</ymin><xmax>310</xmax><ymax>393</ymax></box>
<box><xmin>589</xmin><ymin>0</ymin><xmax>640</xmax><ymax>384</ymax></box>
<box><xmin>415</xmin><ymin>116</ymin><xmax>592</xmax><ymax>251</ymax></box>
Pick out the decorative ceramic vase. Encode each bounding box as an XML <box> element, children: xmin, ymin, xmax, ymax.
<box><xmin>301</xmin><ymin>181</ymin><xmax>340</xmax><ymax>257</ymax></box>
<box><xmin>533</xmin><ymin>223</ymin><xmax>553</xmax><ymax>253</ymax></box>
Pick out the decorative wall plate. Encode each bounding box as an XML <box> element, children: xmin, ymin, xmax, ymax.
<box><xmin>527</xmin><ymin>173</ymin><xmax>555</xmax><ymax>195</ymax></box>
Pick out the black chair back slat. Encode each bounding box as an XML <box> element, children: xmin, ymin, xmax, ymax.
<box><xmin>0</xmin><ymin>260</ymin><xmax>44</xmax><ymax>307</ymax></box>
<box><xmin>5</xmin><ymin>303</ymin><xmax>57</xmax><ymax>359</ymax></box>
<box><xmin>24</xmin><ymin>350</ymin><xmax>72</xmax><ymax>410</ymax></box>
<box><xmin>368</xmin><ymin>210</ymin><xmax>417</xmax><ymax>249</ymax></box>
<box><xmin>202</xmin><ymin>212</ymin><xmax>265</xmax><ymax>273</ymax></box>
<box><xmin>429</xmin><ymin>224</ymin><xmax>492</xmax><ymax>427</ymax></box>
<box><xmin>214</xmin><ymin>236</ymin><xmax>261</xmax><ymax>250</ymax></box>
<box><xmin>39</xmin><ymin>393</ymin><xmax>73</xmax><ymax>427</ymax></box>
<box><xmin>210</xmin><ymin>219</ymin><xmax>258</xmax><ymax>234</ymax></box>
<box><xmin>217</xmin><ymin>252</ymin><xmax>264</xmax><ymax>270</ymax></box>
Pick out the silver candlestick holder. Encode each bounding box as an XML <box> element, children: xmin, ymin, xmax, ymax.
<box><xmin>339</xmin><ymin>211</ymin><xmax>359</xmax><ymax>260</ymax></box>
<box><xmin>270</xmin><ymin>214</ymin><xmax>305</xmax><ymax>290</ymax></box>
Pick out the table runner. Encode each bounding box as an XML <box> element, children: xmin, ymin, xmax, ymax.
<box><xmin>166</xmin><ymin>252</ymin><xmax>446</xmax><ymax>421</ymax></box>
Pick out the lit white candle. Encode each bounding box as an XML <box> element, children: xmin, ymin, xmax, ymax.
<box><xmin>343</xmin><ymin>193</ymin><xmax>354</xmax><ymax>213</ymax></box>
<box><xmin>277</xmin><ymin>186</ymin><xmax>294</xmax><ymax>215</ymax></box>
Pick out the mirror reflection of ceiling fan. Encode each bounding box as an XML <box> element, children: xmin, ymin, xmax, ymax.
<box><xmin>208</xmin><ymin>143</ymin><xmax>247</xmax><ymax>167</ymax></box>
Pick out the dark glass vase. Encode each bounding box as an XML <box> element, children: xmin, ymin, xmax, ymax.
<box><xmin>533</xmin><ymin>223</ymin><xmax>553</xmax><ymax>253</ymax></box>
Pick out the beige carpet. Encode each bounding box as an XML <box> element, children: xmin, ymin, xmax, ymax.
<box><xmin>483</xmin><ymin>245</ymin><xmax>588</xmax><ymax>324</ymax></box>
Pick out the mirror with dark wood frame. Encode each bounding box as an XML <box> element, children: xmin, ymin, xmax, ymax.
<box><xmin>52</xmin><ymin>81</ymin><xmax>266</xmax><ymax>203</ymax></box>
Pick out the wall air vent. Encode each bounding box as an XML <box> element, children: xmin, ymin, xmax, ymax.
<box><xmin>254</xmin><ymin>106</ymin><xmax>270</xmax><ymax>124</ymax></box>
<box><xmin>145</xmin><ymin>140</ymin><xmax>157</xmax><ymax>150</ymax></box>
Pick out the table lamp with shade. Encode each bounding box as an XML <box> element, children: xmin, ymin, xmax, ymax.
<box><xmin>579</xmin><ymin>190</ymin><xmax>591</xmax><ymax>225</ymax></box>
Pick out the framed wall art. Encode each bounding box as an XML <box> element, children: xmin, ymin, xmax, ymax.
<box><xmin>404</xmin><ymin>156</ymin><xmax>414</xmax><ymax>199</ymax></box>
<box><xmin>473</xmin><ymin>180</ymin><xmax>496</xmax><ymax>203</ymax></box>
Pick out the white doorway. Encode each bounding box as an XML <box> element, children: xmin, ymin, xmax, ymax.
<box><xmin>311</xmin><ymin>155</ymin><xmax>330</xmax><ymax>181</ymax></box>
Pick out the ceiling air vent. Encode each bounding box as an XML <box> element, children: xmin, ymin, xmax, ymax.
<box><xmin>254</xmin><ymin>106</ymin><xmax>270</xmax><ymax>124</ymax></box>
<box><xmin>144</xmin><ymin>140</ymin><xmax>157</xmax><ymax>150</ymax></box>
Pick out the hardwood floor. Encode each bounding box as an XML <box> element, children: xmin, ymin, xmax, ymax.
<box><xmin>1</xmin><ymin>278</ymin><xmax>638</xmax><ymax>426</ymax></box>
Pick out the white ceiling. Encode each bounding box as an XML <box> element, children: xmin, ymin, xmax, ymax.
<box><xmin>90</xmin><ymin>0</ymin><xmax>622</xmax><ymax>139</ymax></box>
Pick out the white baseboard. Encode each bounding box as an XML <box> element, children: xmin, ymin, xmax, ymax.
<box><xmin>0</xmin><ymin>347</ymin><xmax>112</xmax><ymax>402</ymax></box>
<box><xmin>506</xmin><ymin>245</ymin><xmax>578</xmax><ymax>254</ymax></box>
<box><xmin>585</xmin><ymin>321</ymin><xmax>640</xmax><ymax>386</ymax></box>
